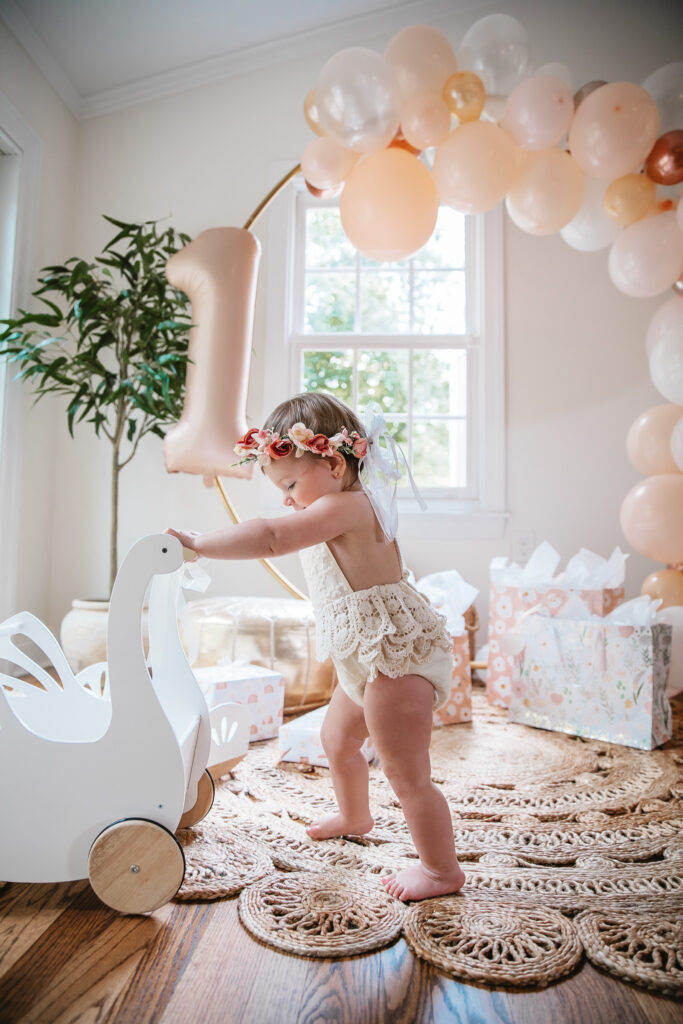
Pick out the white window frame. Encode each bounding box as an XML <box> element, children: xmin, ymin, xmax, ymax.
<box><xmin>0</xmin><ymin>94</ymin><xmax>42</xmax><ymax>619</ymax></box>
<box><xmin>262</xmin><ymin>161</ymin><xmax>507</xmax><ymax>539</ymax></box>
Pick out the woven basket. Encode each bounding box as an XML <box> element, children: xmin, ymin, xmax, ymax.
<box><xmin>464</xmin><ymin>603</ymin><xmax>479</xmax><ymax>662</ymax></box>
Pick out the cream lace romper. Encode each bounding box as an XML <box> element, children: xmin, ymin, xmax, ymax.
<box><xmin>300</xmin><ymin>542</ymin><xmax>454</xmax><ymax>710</ymax></box>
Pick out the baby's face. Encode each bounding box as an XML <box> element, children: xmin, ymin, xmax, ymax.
<box><xmin>265</xmin><ymin>453</ymin><xmax>341</xmax><ymax>510</ymax></box>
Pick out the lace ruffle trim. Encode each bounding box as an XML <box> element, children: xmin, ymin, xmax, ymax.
<box><xmin>315</xmin><ymin>581</ymin><xmax>452</xmax><ymax>680</ymax></box>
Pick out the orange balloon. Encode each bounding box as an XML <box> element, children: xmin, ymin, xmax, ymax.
<box><xmin>626</xmin><ymin>403</ymin><xmax>683</xmax><ymax>475</ymax></box>
<box><xmin>620</xmin><ymin>474</ymin><xmax>683</xmax><ymax>563</ymax></box>
<box><xmin>339</xmin><ymin>148</ymin><xmax>438</xmax><ymax>262</ymax></box>
<box><xmin>641</xmin><ymin>569</ymin><xmax>683</xmax><ymax>609</ymax></box>
<box><xmin>443</xmin><ymin>71</ymin><xmax>486</xmax><ymax>123</ymax></box>
<box><xmin>604</xmin><ymin>173</ymin><xmax>657</xmax><ymax>225</ymax></box>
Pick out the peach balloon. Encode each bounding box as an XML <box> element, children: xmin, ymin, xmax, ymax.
<box><xmin>164</xmin><ymin>228</ymin><xmax>260</xmax><ymax>479</ymax></box>
<box><xmin>620</xmin><ymin>473</ymin><xmax>683</xmax><ymax>563</ymax></box>
<box><xmin>641</xmin><ymin>569</ymin><xmax>683</xmax><ymax>609</ymax></box>
<box><xmin>503</xmin><ymin>75</ymin><xmax>573</xmax><ymax>150</ymax></box>
<box><xmin>433</xmin><ymin>121</ymin><xmax>520</xmax><ymax>214</ymax></box>
<box><xmin>443</xmin><ymin>71</ymin><xmax>485</xmax><ymax>123</ymax></box>
<box><xmin>301</xmin><ymin>136</ymin><xmax>359</xmax><ymax>190</ymax></box>
<box><xmin>646</xmin><ymin>293</ymin><xmax>683</xmax><ymax>357</ymax></box>
<box><xmin>505</xmin><ymin>148</ymin><xmax>584</xmax><ymax>235</ymax></box>
<box><xmin>603</xmin><ymin>173</ymin><xmax>657</xmax><ymax>225</ymax></box>
<box><xmin>339</xmin><ymin>148</ymin><xmax>439</xmax><ymax>262</ymax></box>
<box><xmin>568</xmin><ymin>82</ymin><xmax>660</xmax><ymax>180</ymax></box>
<box><xmin>384</xmin><ymin>25</ymin><xmax>457</xmax><ymax>100</ymax></box>
<box><xmin>400</xmin><ymin>94</ymin><xmax>451</xmax><ymax>149</ymax></box>
<box><xmin>608</xmin><ymin>211</ymin><xmax>683</xmax><ymax>298</ymax></box>
<box><xmin>303</xmin><ymin>90</ymin><xmax>324</xmax><ymax>136</ymax></box>
<box><xmin>672</xmin><ymin>415</ymin><xmax>683</xmax><ymax>471</ymax></box>
<box><xmin>626</xmin><ymin>403</ymin><xmax>683</xmax><ymax>475</ymax></box>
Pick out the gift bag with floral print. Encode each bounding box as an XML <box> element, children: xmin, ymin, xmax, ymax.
<box><xmin>508</xmin><ymin>616</ymin><xmax>672</xmax><ymax>750</ymax></box>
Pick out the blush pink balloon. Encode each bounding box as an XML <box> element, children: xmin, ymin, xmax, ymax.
<box><xmin>608</xmin><ymin>211</ymin><xmax>683</xmax><ymax>298</ymax></box>
<box><xmin>626</xmin><ymin>403</ymin><xmax>683</xmax><ymax>475</ymax></box>
<box><xmin>503</xmin><ymin>75</ymin><xmax>573</xmax><ymax>150</ymax></box>
<box><xmin>568</xmin><ymin>82</ymin><xmax>660</xmax><ymax>180</ymax></box>
<box><xmin>384</xmin><ymin>24</ymin><xmax>457</xmax><ymax>100</ymax></box>
<box><xmin>433</xmin><ymin>121</ymin><xmax>521</xmax><ymax>214</ymax></box>
<box><xmin>646</xmin><ymin>293</ymin><xmax>683</xmax><ymax>357</ymax></box>
<box><xmin>164</xmin><ymin>228</ymin><xmax>260</xmax><ymax>479</ymax></box>
<box><xmin>400</xmin><ymin>94</ymin><xmax>452</xmax><ymax>149</ymax></box>
<box><xmin>620</xmin><ymin>473</ymin><xmax>683</xmax><ymax>563</ymax></box>
<box><xmin>301</xmin><ymin>136</ymin><xmax>359</xmax><ymax>190</ymax></box>
<box><xmin>672</xmin><ymin>416</ymin><xmax>683</xmax><ymax>471</ymax></box>
<box><xmin>339</xmin><ymin>147</ymin><xmax>439</xmax><ymax>262</ymax></box>
<box><xmin>505</xmin><ymin>148</ymin><xmax>584</xmax><ymax>235</ymax></box>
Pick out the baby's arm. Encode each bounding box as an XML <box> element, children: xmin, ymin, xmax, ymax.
<box><xmin>166</xmin><ymin>493</ymin><xmax>361</xmax><ymax>561</ymax></box>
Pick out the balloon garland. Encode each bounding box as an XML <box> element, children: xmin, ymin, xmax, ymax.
<box><xmin>298</xmin><ymin>14</ymin><xmax>683</xmax><ymax>618</ymax></box>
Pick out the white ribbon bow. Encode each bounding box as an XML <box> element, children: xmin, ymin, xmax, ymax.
<box><xmin>359</xmin><ymin>402</ymin><xmax>426</xmax><ymax>542</ymax></box>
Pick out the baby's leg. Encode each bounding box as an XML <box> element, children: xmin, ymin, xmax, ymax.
<box><xmin>364</xmin><ymin>672</ymin><xmax>465</xmax><ymax>901</ymax></box>
<box><xmin>306</xmin><ymin>683</ymin><xmax>374</xmax><ymax>839</ymax></box>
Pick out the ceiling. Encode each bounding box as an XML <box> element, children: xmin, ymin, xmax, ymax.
<box><xmin>0</xmin><ymin>0</ymin><xmax>487</xmax><ymax>119</ymax></box>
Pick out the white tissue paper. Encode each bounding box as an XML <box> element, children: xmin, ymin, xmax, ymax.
<box><xmin>416</xmin><ymin>570</ymin><xmax>478</xmax><ymax>635</ymax></box>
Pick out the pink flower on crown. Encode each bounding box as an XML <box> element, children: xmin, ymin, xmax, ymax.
<box><xmin>306</xmin><ymin>433</ymin><xmax>333</xmax><ymax>456</ymax></box>
<box><xmin>289</xmin><ymin>423</ymin><xmax>314</xmax><ymax>455</ymax></box>
<box><xmin>267</xmin><ymin>436</ymin><xmax>294</xmax><ymax>460</ymax></box>
<box><xmin>352</xmin><ymin>437</ymin><xmax>368</xmax><ymax>458</ymax></box>
<box><xmin>233</xmin><ymin>427</ymin><xmax>265</xmax><ymax>457</ymax></box>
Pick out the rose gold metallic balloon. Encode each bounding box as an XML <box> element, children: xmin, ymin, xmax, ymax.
<box><xmin>641</xmin><ymin>569</ymin><xmax>683</xmax><ymax>609</ymax></box>
<box><xmin>303</xmin><ymin>89</ymin><xmax>325</xmax><ymax>136</ymax></box>
<box><xmin>645</xmin><ymin>130</ymin><xmax>683</xmax><ymax>186</ymax></box>
<box><xmin>305</xmin><ymin>181</ymin><xmax>343</xmax><ymax>199</ymax></box>
<box><xmin>603</xmin><ymin>173</ymin><xmax>657</xmax><ymax>225</ymax></box>
<box><xmin>573</xmin><ymin>80</ymin><xmax>606</xmax><ymax>109</ymax></box>
<box><xmin>443</xmin><ymin>71</ymin><xmax>486</xmax><ymax>122</ymax></box>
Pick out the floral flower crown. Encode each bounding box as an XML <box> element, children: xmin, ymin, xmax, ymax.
<box><xmin>233</xmin><ymin>423</ymin><xmax>369</xmax><ymax>468</ymax></box>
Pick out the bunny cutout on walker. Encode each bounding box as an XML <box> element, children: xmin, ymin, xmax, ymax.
<box><xmin>0</xmin><ymin>533</ymin><xmax>244</xmax><ymax>913</ymax></box>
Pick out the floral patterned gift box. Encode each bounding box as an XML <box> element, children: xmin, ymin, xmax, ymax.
<box><xmin>508</xmin><ymin>600</ymin><xmax>672</xmax><ymax>750</ymax></box>
<box><xmin>279</xmin><ymin>704</ymin><xmax>376</xmax><ymax>767</ymax></box>
<box><xmin>417</xmin><ymin>570</ymin><xmax>477</xmax><ymax>727</ymax></box>
<box><xmin>193</xmin><ymin>662</ymin><xmax>286</xmax><ymax>741</ymax></box>
<box><xmin>433</xmin><ymin>632</ymin><xmax>472</xmax><ymax>726</ymax></box>
<box><xmin>487</xmin><ymin>543</ymin><xmax>626</xmax><ymax>709</ymax></box>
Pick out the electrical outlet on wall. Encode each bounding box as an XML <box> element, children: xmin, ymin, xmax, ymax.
<box><xmin>511</xmin><ymin>529</ymin><xmax>536</xmax><ymax>565</ymax></box>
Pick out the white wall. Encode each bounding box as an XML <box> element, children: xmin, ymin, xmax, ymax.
<box><xmin>3</xmin><ymin>0</ymin><xmax>681</xmax><ymax>645</ymax></box>
<box><xmin>0</xmin><ymin>19</ymin><xmax>77</xmax><ymax>622</ymax></box>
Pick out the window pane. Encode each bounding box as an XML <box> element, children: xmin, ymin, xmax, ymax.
<box><xmin>413</xmin><ymin>419</ymin><xmax>467</xmax><ymax>488</ymax></box>
<box><xmin>304</xmin><ymin>272</ymin><xmax>355</xmax><ymax>333</ymax></box>
<box><xmin>413</xmin><ymin>270</ymin><xmax>466</xmax><ymax>334</ymax></box>
<box><xmin>302</xmin><ymin>350</ymin><xmax>353</xmax><ymax>403</ymax></box>
<box><xmin>305</xmin><ymin>208</ymin><xmax>356</xmax><ymax>268</ymax></box>
<box><xmin>359</xmin><ymin>271</ymin><xmax>410</xmax><ymax>333</ymax></box>
<box><xmin>412</xmin><ymin>206</ymin><xmax>466</xmax><ymax>268</ymax></box>
<box><xmin>413</xmin><ymin>349</ymin><xmax>467</xmax><ymax>416</ymax></box>
<box><xmin>358</xmin><ymin>349</ymin><xmax>409</xmax><ymax>415</ymax></box>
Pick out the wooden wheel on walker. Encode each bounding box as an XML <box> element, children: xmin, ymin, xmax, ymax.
<box><xmin>88</xmin><ymin>818</ymin><xmax>185</xmax><ymax>914</ymax></box>
<box><xmin>177</xmin><ymin>769</ymin><xmax>215</xmax><ymax>829</ymax></box>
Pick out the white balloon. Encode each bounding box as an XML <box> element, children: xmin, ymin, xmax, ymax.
<box><xmin>561</xmin><ymin>175</ymin><xmax>622</xmax><ymax>251</ymax></box>
<box><xmin>608</xmin><ymin>212</ymin><xmax>683</xmax><ymax>298</ymax></box>
<box><xmin>657</xmin><ymin>605</ymin><xmax>683</xmax><ymax>697</ymax></box>
<box><xmin>535</xmin><ymin>62</ymin><xmax>573</xmax><ymax>90</ymax></box>
<box><xmin>316</xmin><ymin>47</ymin><xmax>400</xmax><ymax>153</ymax></box>
<box><xmin>458</xmin><ymin>13</ymin><xmax>533</xmax><ymax>97</ymax></box>
<box><xmin>672</xmin><ymin>416</ymin><xmax>683</xmax><ymax>471</ymax></box>
<box><xmin>650</xmin><ymin>334</ymin><xmax>683</xmax><ymax>404</ymax></box>
<box><xmin>642</xmin><ymin>62</ymin><xmax>683</xmax><ymax>136</ymax></box>
<box><xmin>646</xmin><ymin>294</ymin><xmax>683</xmax><ymax>357</ymax></box>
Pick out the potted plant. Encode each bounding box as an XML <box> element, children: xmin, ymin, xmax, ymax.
<box><xmin>0</xmin><ymin>215</ymin><xmax>192</xmax><ymax>666</ymax></box>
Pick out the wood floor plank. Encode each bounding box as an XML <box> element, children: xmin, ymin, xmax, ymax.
<box><xmin>0</xmin><ymin>881</ymin><xmax>87</xmax><ymax>976</ymax></box>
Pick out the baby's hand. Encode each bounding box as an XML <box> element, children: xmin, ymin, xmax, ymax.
<box><xmin>165</xmin><ymin>527</ymin><xmax>201</xmax><ymax>561</ymax></box>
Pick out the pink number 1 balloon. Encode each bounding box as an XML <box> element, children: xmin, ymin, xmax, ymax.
<box><xmin>163</xmin><ymin>228</ymin><xmax>261</xmax><ymax>480</ymax></box>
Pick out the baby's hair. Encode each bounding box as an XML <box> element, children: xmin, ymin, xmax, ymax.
<box><xmin>264</xmin><ymin>391</ymin><xmax>365</xmax><ymax>482</ymax></box>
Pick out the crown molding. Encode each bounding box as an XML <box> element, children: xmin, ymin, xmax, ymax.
<box><xmin>1</xmin><ymin>0</ymin><xmax>494</xmax><ymax>121</ymax></box>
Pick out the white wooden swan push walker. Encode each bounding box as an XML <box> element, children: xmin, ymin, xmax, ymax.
<box><xmin>0</xmin><ymin>533</ymin><xmax>248</xmax><ymax>914</ymax></box>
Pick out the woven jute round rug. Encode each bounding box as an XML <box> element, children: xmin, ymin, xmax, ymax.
<box><xmin>174</xmin><ymin>690</ymin><xmax>683</xmax><ymax>994</ymax></box>
<box><xmin>238</xmin><ymin>870</ymin><xmax>405</xmax><ymax>957</ymax></box>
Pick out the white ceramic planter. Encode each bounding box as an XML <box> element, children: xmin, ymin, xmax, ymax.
<box><xmin>60</xmin><ymin>599</ymin><xmax>149</xmax><ymax>673</ymax></box>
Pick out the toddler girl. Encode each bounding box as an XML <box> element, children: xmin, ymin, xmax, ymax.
<box><xmin>168</xmin><ymin>391</ymin><xmax>465</xmax><ymax>902</ymax></box>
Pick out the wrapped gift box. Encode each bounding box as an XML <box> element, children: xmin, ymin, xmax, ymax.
<box><xmin>487</xmin><ymin>543</ymin><xmax>626</xmax><ymax>709</ymax></box>
<box><xmin>433</xmin><ymin>632</ymin><xmax>472</xmax><ymax>726</ymax></box>
<box><xmin>193</xmin><ymin>662</ymin><xmax>285</xmax><ymax>741</ymax></box>
<box><xmin>508</xmin><ymin>598</ymin><xmax>673</xmax><ymax>750</ymax></box>
<box><xmin>279</xmin><ymin>704</ymin><xmax>376</xmax><ymax>768</ymax></box>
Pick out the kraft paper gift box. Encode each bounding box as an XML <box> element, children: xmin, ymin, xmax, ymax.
<box><xmin>279</xmin><ymin>704</ymin><xmax>376</xmax><ymax>768</ymax></box>
<box><xmin>193</xmin><ymin>662</ymin><xmax>285</xmax><ymax>741</ymax></box>
<box><xmin>487</xmin><ymin>543</ymin><xmax>626</xmax><ymax>709</ymax></box>
<box><xmin>508</xmin><ymin>597</ymin><xmax>673</xmax><ymax>750</ymax></box>
<box><xmin>416</xmin><ymin>570</ymin><xmax>478</xmax><ymax>727</ymax></box>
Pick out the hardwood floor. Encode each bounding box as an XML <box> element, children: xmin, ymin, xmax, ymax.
<box><xmin>0</xmin><ymin>878</ymin><xmax>679</xmax><ymax>1024</ymax></box>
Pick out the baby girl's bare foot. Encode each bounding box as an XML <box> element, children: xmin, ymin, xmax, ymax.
<box><xmin>382</xmin><ymin>863</ymin><xmax>466</xmax><ymax>902</ymax></box>
<box><xmin>306</xmin><ymin>813</ymin><xmax>374</xmax><ymax>839</ymax></box>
